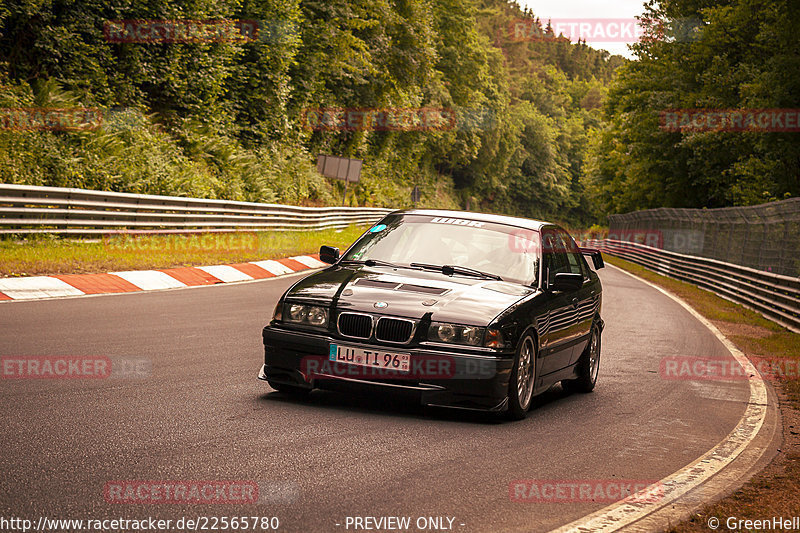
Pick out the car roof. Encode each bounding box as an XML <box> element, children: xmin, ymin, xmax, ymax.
<box><xmin>389</xmin><ymin>209</ymin><xmax>552</xmax><ymax>231</ymax></box>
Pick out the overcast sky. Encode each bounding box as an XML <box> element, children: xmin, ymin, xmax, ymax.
<box><xmin>519</xmin><ymin>0</ymin><xmax>648</xmax><ymax>58</ymax></box>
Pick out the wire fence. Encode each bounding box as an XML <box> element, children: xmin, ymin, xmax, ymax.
<box><xmin>607</xmin><ymin>198</ymin><xmax>800</xmax><ymax>278</ymax></box>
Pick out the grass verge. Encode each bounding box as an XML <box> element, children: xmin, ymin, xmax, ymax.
<box><xmin>0</xmin><ymin>226</ymin><xmax>366</xmax><ymax>277</ymax></box>
<box><xmin>604</xmin><ymin>255</ymin><xmax>800</xmax><ymax>528</ymax></box>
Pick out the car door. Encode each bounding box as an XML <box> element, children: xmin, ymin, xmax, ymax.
<box><xmin>559</xmin><ymin>231</ymin><xmax>596</xmax><ymax>364</ymax></box>
<box><xmin>536</xmin><ymin>228</ymin><xmax>578</xmax><ymax>375</ymax></box>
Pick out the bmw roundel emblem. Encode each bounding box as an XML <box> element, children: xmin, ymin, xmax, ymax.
<box><xmin>374</xmin><ymin>301</ymin><xmax>388</xmax><ymax>309</ymax></box>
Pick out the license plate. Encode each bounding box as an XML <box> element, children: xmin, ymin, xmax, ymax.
<box><xmin>329</xmin><ymin>344</ymin><xmax>411</xmax><ymax>373</ymax></box>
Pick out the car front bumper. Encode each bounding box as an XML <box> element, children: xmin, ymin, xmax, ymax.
<box><xmin>260</xmin><ymin>326</ymin><xmax>515</xmax><ymax>412</ymax></box>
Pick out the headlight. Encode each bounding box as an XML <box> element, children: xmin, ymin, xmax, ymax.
<box><xmin>272</xmin><ymin>300</ymin><xmax>283</xmax><ymax>321</ymax></box>
<box><xmin>307</xmin><ymin>306</ymin><xmax>328</xmax><ymax>326</ymax></box>
<box><xmin>428</xmin><ymin>323</ymin><xmax>484</xmax><ymax>346</ymax></box>
<box><xmin>284</xmin><ymin>303</ymin><xmax>329</xmax><ymax>328</ymax></box>
<box><xmin>288</xmin><ymin>303</ymin><xmax>308</xmax><ymax>322</ymax></box>
<box><xmin>436</xmin><ymin>324</ymin><xmax>457</xmax><ymax>343</ymax></box>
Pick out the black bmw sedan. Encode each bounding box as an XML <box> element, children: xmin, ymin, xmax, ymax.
<box><xmin>258</xmin><ymin>209</ymin><xmax>604</xmax><ymax>419</ymax></box>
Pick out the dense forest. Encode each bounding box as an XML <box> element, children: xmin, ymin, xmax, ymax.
<box><xmin>584</xmin><ymin>0</ymin><xmax>800</xmax><ymax>215</ymax></box>
<box><xmin>0</xmin><ymin>0</ymin><xmax>621</xmax><ymax>226</ymax></box>
<box><xmin>0</xmin><ymin>0</ymin><xmax>796</xmax><ymax>225</ymax></box>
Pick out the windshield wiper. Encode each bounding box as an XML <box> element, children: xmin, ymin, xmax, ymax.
<box><xmin>340</xmin><ymin>258</ymin><xmax>411</xmax><ymax>269</ymax></box>
<box><xmin>410</xmin><ymin>263</ymin><xmax>503</xmax><ymax>281</ymax></box>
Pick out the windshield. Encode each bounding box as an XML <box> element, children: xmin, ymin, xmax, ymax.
<box><xmin>342</xmin><ymin>214</ymin><xmax>540</xmax><ymax>285</ymax></box>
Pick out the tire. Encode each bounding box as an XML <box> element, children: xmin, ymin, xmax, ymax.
<box><xmin>562</xmin><ymin>322</ymin><xmax>601</xmax><ymax>394</ymax></box>
<box><xmin>506</xmin><ymin>334</ymin><xmax>537</xmax><ymax>420</ymax></box>
<box><xmin>268</xmin><ymin>381</ymin><xmax>312</xmax><ymax>397</ymax></box>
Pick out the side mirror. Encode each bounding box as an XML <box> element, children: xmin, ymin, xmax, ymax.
<box><xmin>580</xmin><ymin>248</ymin><xmax>605</xmax><ymax>269</ymax></box>
<box><xmin>319</xmin><ymin>245</ymin><xmax>340</xmax><ymax>264</ymax></box>
<box><xmin>550</xmin><ymin>272</ymin><xmax>583</xmax><ymax>292</ymax></box>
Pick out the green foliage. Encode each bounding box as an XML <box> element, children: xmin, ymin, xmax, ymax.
<box><xmin>584</xmin><ymin>0</ymin><xmax>800</xmax><ymax>215</ymax></box>
<box><xmin>0</xmin><ymin>0</ymin><xmax>625</xmax><ymax>223</ymax></box>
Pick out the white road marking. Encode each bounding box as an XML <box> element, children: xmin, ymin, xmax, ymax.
<box><xmin>197</xmin><ymin>265</ymin><xmax>253</xmax><ymax>283</ymax></box>
<box><xmin>110</xmin><ymin>270</ymin><xmax>187</xmax><ymax>290</ymax></box>
<box><xmin>250</xmin><ymin>260</ymin><xmax>294</xmax><ymax>276</ymax></box>
<box><xmin>0</xmin><ymin>276</ymin><xmax>85</xmax><ymax>299</ymax></box>
<box><xmin>549</xmin><ymin>264</ymin><xmax>769</xmax><ymax>533</ymax></box>
<box><xmin>292</xmin><ymin>255</ymin><xmax>326</xmax><ymax>268</ymax></box>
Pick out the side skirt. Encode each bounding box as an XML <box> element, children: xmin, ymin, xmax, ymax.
<box><xmin>534</xmin><ymin>362</ymin><xmax>579</xmax><ymax>394</ymax></box>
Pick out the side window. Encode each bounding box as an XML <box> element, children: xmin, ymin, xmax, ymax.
<box><xmin>559</xmin><ymin>231</ymin><xmax>586</xmax><ymax>279</ymax></box>
<box><xmin>543</xmin><ymin>230</ymin><xmax>570</xmax><ymax>287</ymax></box>
<box><xmin>568</xmin><ymin>251</ymin><xmax>589</xmax><ymax>279</ymax></box>
<box><xmin>578</xmin><ymin>254</ymin><xmax>592</xmax><ymax>276</ymax></box>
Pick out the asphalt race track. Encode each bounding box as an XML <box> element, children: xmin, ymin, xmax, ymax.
<box><xmin>0</xmin><ymin>267</ymin><xmax>754</xmax><ymax>532</ymax></box>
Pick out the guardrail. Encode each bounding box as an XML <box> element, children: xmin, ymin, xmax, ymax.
<box><xmin>585</xmin><ymin>239</ymin><xmax>800</xmax><ymax>333</ymax></box>
<box><xmin>0</xmin><ymin>184</ymin><xmax>393</xmax><ymax>234</ymax></box>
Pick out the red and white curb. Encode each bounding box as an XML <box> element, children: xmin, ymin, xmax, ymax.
<box><xmin>0</xmin><ymin>255</ymin><xmax>326</xmax><ymax>302</ymax></box>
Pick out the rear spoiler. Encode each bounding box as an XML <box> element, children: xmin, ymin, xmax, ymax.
<box><xmin>579</xmin><ymin>247</ymin><xmax>605</xmax><ymax>269</ymax></box>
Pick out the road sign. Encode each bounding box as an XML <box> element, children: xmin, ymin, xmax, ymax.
<box><xmin>317</xmin><ymin>155</ymin><xmax>363</xmax><ymax>205</ymax></box>
<box><xmin>316</xmin><ymin>155</ymin><xmax>362</xmax><ymax>182</ymax></box>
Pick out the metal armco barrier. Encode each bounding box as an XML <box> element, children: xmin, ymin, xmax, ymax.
<box><xmin>0</xmin><ymin>184</ymin><xmax>393</xmax><ymax>234</ymax></box>
<box><xmin>586</xmin><ymin>239</ymin><xmax>800</xmax><ymax>333</ymax></box>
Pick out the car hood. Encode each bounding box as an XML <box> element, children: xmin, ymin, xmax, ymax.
<box><xmin>285</xmin><ymin>264</ymin><xmax>536</xmax><ymax>325</ymax></box>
